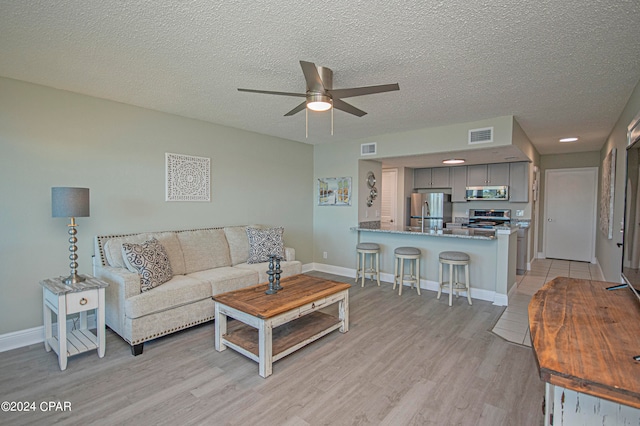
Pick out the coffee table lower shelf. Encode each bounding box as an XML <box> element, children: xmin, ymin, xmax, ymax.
<box><xmin>223</xmin><ymin>311</ymin><xmax>341</xmax><ymax>364</ymax></box>
<box><xmin>214</xmin><ymin>276</ymin><xmax>350</xmax><ymax>378</ymax></box>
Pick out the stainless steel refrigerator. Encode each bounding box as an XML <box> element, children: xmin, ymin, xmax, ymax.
<box><xmin>410</xmin><ymin>193</ymin><xmax>452</xmax><ymax>231</ymax></box>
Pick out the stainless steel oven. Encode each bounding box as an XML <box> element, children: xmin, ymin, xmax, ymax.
<box><xmin>467</xmin><ymin>209</ymin><xmax>511</xmax><ymax>228</ymax></box>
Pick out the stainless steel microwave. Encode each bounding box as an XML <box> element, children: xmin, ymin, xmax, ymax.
<box><xmin>465</xmin><ymin>186</ymin><xmax>509</xmax><ymax>201</ymax></box>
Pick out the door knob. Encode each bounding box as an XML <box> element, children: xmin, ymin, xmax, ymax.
<box><xmin>547</xmin><ymin>218</ymin><xmax>552</xmax><ymax>222</ymax></box>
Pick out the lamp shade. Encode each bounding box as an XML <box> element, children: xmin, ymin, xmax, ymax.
<box><xmin>52</xmin><ymin>187</ymin><xmax>90</xmax><ymax>218</ymax></box>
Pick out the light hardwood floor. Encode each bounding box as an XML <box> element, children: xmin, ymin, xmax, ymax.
<box><xmin>0</xmin><ymin>272</ymin><xmax>544</xmax><ymax>425</ymax></box>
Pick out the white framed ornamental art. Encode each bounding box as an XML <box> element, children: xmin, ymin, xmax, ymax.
<box><xmin>165</xmin><ymin>153</ymin><xmax>211</xmax><ymax>202</ymax></box>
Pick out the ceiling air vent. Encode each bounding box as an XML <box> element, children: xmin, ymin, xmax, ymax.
<box><xmin>361</xmin><ymin>142</ymin><xmax>377</xmax><ymax>156</ymax></box>
<box><xmin>468</xmin><ymin>127</ymin><xmax>493</xmax><ymax>145</ymax></box>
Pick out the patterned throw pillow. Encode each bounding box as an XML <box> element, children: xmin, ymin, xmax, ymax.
<box><xmin>246</xmin><ymin>227</ymin><xmax>285</xmax><ymax>264</ymax></box>
<box><xmin>122</xmin><ymin>238</ymin><xmax>173</xmax><ymax>292</ymax></box>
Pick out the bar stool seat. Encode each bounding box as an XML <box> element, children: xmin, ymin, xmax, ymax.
<box><xmin>355</xmin><ymin>242</ymin><xmax>380</xmax><ymax>287</ymax></box>
<box><xmin>393</xmin><ymin>247</ymin><xmax>421</xmax><ymax>295</ymax></box>
<box><xmin>438</xmin><ymin>251</ymin><xmax>472</xmax><ymax>306</ymax></box>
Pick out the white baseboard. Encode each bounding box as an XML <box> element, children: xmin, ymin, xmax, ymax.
<box><xmin>1</xmin><ymin>263</ymin><xmax>509</xmax><ymax>352</ymax></box>
<box><xmin>0</xmin><ymin>315</ymin><xmax>97</xmax><ymax>353</ymax></box>
<box><xmin>0</xmin><ymin>326</ymin><xmax>45</xmax><ymax>353</ymax></box>
<box><xmin>593</xmin><ymin>258</ymin><xmax>606</xmax><ymax>282</ymax></box>
<box><xmin>313</xmin><ymin>263</ymin><xmax>504</xmax><ymax>305</ymax></box>
<box><xmin>308</xmin><ymin>262</ymin><xmax>355</xmax><ymax>277</ymax></box>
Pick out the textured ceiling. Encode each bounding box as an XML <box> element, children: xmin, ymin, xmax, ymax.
<box><xmin>1</xmin><ymin>0</ymin><xmax>640</xmax><ymax>160</ymax></box>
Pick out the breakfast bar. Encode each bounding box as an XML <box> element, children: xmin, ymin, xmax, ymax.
<box><xmin>352</xmin><ymin>225</ymin><xmax>517</xmax><ymax>305</ymax></box>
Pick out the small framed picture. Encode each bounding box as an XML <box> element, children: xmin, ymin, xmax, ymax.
<box><xmin>318</xmin><ymin>177</ymin><xmax>351</xmax><ymax>206</ymax></box>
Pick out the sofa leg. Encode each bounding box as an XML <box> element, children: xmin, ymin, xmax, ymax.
<box><xmin>131</xmin><ymin>343</ymin><xmax>144</xmax><ymax>356</ymax></box>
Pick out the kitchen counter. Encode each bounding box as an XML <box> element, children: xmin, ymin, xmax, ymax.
<box><xmin>352</xmin><ymin>224</ymin><xmax>518</xmax><ymax>305</ymax></box>
<box><xmin>352</xmin><ymin>224</ymin><xmax>518</xmax><ymax>240</ymax></box>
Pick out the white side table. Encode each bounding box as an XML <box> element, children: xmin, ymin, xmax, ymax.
<box><xmin>40</xmin><ymin>275</ymin><xmax>108</xmax><ymax>370</ymax></box>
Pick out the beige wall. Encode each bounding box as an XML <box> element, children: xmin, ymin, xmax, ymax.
<box><xmin>597</xmin><ymin>79</ymin><xmax>640</xmax><ymax>281</ymax></box>
<box><xmin>0</xmin><ymin>77</ymin><xmax>314</xmax><ymax>335</ymax></box>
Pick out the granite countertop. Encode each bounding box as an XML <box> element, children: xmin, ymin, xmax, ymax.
<box><xmin>351</xmin><ymin>226</ymin><xmax>500</xmax><ymax>240</ymax></box>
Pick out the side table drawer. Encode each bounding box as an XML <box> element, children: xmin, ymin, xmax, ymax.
<box><xmin>66</xmin><ymin>290</ymin><xmax>98</xmax><ymax>314</ymax></box>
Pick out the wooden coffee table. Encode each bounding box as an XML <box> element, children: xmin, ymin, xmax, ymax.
<box><xmin>214</xmin><ymin>274</ymin><xmax>350</xmax><ymax>378</ymax></box>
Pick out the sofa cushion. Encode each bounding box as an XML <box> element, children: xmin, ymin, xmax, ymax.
<box><xmin>235</xmin><ymin>260</ymin><xmax>301</xmax><ymax>284</ymax></box>
<box><xmin>188</xmin><ymin>266</ymin><xmax>259</xmax><ymax>295</ymax></box>
<box><xmin>246</xmin><ymin>226</ymin><xmax>285</xmax><ymax>264</ymax></box>
<box><xmin>177</xmin><ymin>229</ymin><xmax>231</xmax><ymax>273</ymax></box>
<box><xmin>122</xmin><ymin>238</ymin><xmax>173</xmax><ymax>292</ymax></box>
<box><xmin>124</xmin><ymin>275</ymin><xmax>212</xmax><ymax>319</ymax></box>
<box><xmin>223</xmin><ymin>226</ymin><xmax>250</xmax><ymax>266</ymax></box>
<box><xmin>104</xmin><ymin>232</ymin><xmax>186</xmax><ymax>275</ymax></box>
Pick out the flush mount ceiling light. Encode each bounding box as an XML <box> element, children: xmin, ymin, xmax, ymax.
<box><xmin>559</xmin><ymin>137</ymin><xmax>579</xmax><ymax>143</ymax></box>
<box><xmin>442</xmin><ymin>158</ymin><xmax>465</xmax><ymax>164</ymax></box>
<box><xmin>306</xmin><ymin>93</ymin><xmax>332</xmax><ymax>111</ymax></box>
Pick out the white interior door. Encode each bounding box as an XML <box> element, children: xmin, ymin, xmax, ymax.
<box><xmin>543</xmin><ymin>167</ymin><xmax>598</xmax><ymax>262</ymax></box>
<box><xmin>381</xmin><ymin>169</ymin><xmax>397</xmax><ymax>227</ymax></box>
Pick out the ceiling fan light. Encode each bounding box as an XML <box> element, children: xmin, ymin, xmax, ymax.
<box><xmin>442</xmin><ymin>158</ymin><xmax>465</xmax><ymax>164</ymax></box>
<box><xmin>307</xmin><ymin>94</ymin><xmax>332</xmax><ymax>112</ymax></box>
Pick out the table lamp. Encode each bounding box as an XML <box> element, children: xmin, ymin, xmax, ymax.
<box><xmin>52</xmin><ymin>187</ymin><xmax>90</xmax><ymax>284</ymax></box>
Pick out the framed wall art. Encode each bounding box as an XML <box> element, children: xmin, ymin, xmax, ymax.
<box><xmin>318</xmin><ymin>177</ymin><xmax>351</xmax><ymax>206</ymax></box>
<box><xmin>165</xmin><ymin>153</ymin><xmax>211</xmax><ymax>202</ymax></box>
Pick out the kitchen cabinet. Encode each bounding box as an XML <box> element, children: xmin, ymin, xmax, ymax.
<box><xmin>509</xmin><ymin>162</ymin><xmax>529</xmax><ymax>203</ymax></box>
<box><xmin>466</xmin><ymin>163</ymin><xmax>510</xmax><ymax>186</ymax></box>
<box><xmin>450</xmin><ymin>166</ymin><xmax>468</xmax><ymax>202</ymax></box>
<box><xmin>414</xmin><ymin>167</ymin><xmax>450</xmax><ymax>188</ymax></box>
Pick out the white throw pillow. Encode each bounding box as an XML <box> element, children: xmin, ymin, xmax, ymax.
<box><xmin>122</xmin><ymin>238</ymin><xmax>173</xmax><ymax>292</ymax></box>
<box><xmin>246</xmin><ymin>227</ymin><xmax>285</xmax><ymax>264</ymax></box>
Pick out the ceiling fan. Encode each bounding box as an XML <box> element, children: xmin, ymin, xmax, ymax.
<box><xmin>237</xmin><ymin>60</ymin><xmax>400</xmax><ymax>118</ymax></box>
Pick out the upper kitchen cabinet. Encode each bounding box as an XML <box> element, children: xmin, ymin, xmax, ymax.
<box><xmin>450</xmin><ymin>166</ymin><xmax>468</xmax><ymax>202</ymax></box>
<box><xmin>466</xmin><ymin>163</ymin><xmax>510</xmax><ymax>186</ymax></box>
<box><xmin>509</xmin><ymin>162</ymin><xmax>530</xmax><ymax>203</ymax></box>
<box><xmin>414</xmin><ymin>167</ymin><xmax>450</xmax><ymax>188</ymax></box>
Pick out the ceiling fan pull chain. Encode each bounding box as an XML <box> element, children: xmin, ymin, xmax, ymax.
<box><xmin>331</xmin><ymin>99</ymin><xmax>334</xmax><ymax>136</ymax></box>
<box><xmin>305</xmin><ymin>107</ymin><xmax>308</xmax><ymax>138</ymax></box>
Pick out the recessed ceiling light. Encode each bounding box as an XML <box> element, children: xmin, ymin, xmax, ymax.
<box><xmin>442</xmin><ymin>158</ymin><xmax>465</xmax><ymax>164</ymax></box>
<box><xmin>559</xmin><ymin>137</ymin><xmax>579</xmax><ymax>143</ymax></box>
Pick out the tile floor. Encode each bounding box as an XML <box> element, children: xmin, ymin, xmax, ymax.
<box><xmin>491</xmin><ymin>258</ymin><xmax>605</xmax><ymax>346</ymax></box>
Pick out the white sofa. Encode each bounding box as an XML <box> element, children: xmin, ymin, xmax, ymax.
<box><xmin>93</xmin><ymin>226</ymin><xmax>302</xmax><ymax>355</ymax></box>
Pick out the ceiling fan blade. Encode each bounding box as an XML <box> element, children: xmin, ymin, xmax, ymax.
<box><xmin>328</xmin><ymin>83</ymin><xmax>399</xmax><ymax>99</ymax></box>
<box><xmin>238</xmin><ymin>88</ymin><xmax>306</xmax><ymax>97</ymax></box>
<box><xmin>284</xmin><ymin>101</ymin><xmax>307</xmax><ymax>116</ymax></box>
<box><xmin>333</xmin><ymin>99</ymin><xmax>367</xmax><ymax>117</ymax></box>
<box><xmin>299</xmin><ymin>61</ymin><xmax>325</xmax><ymax>92</ymax></box>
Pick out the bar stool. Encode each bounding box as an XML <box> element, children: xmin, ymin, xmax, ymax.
<box><xmin>355</xmin><ymin>242</ymin><xmax>381</xmax><ymax>287</ymax></box>
<box><xmin>393</xmin><ymin>247</ymin><xmax>421</xmax><ymax>295</ymax></box>
<box><xmin>438</xmin><ymin>251</ymin><xmax>472</xmax><ymax>306</ymax></box>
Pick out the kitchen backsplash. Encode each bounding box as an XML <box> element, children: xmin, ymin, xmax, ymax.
<box><xmin>358</xmin><ymin>220</ymin><xmax>381</xmax><ymax>229</ymax></box>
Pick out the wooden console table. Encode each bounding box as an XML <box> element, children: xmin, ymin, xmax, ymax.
<box><xmin>529</xmin><ymin>277</ymin><xmax>640</xmax><ymax>424</ymax></box>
